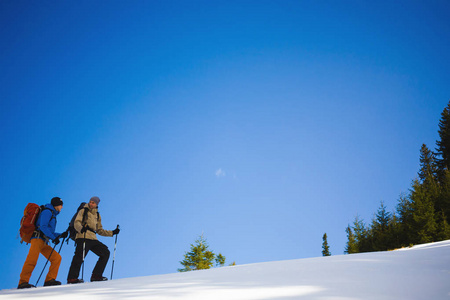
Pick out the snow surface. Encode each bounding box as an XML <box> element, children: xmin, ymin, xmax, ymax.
<box><xmin>1</xmin><ymin>240</ymin><xmax>449</xmax><ymax>300</ymax></box>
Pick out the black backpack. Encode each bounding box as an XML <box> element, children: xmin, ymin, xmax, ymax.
<box><xmin>68</xmin><ymin>202</ymin><xmax>101</xmax><ymax>241</ymax></box>
<box><xmin>68</xmin><ymin>202</ymin><xmax>89</xmax><ymax>241</ymax></box>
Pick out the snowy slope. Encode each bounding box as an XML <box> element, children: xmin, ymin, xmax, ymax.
<box><xmin>1</xmin><ymin>240</ymin><xmax>449</xmax><ymax>300</ymax></box>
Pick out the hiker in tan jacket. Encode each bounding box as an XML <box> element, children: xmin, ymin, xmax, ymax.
<box><xmin>67</xmin><ymin>196</ymin><xmax>120</xmax><ymax>284</ymax></box>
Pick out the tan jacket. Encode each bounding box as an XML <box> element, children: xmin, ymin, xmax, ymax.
<box><xmin>74</xmin><ymin>203</ymin><xmax>113</xmax><ymax>240</ymax></box>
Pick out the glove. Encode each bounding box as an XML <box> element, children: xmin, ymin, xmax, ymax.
<box><xmin>53</xmin><ymin>237</ymin><xmax>60</xmax><ymax>245</ymax></box>
<box><xmin>81</xmin><ymin>225</ymin><xmax>91</xmax><ymax>234</ymax></box>
<box><xmin>60</xmin><ymin>231</ymin><xmax>68</xmax><ymax>239</ymax></box>
<box><xmin>112</xmin><ymin>228</ymin><xmax>120</xmax><ymax>235</ymax></box>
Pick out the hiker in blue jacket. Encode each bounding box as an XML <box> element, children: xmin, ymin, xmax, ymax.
<box><xmin>38</xmin><ymin>204</ymin><xmax>62</xmax><ymax>242</ymax></box>
<box><xmin>18</xmin><ymin>197</ymin><xmax>68</xmax><ymax>289</ymax></box>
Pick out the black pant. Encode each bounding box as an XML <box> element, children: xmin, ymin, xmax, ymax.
<box><xmin>67</xmin><ymin>239</ymin><xmax>110</xmax><ymax>280</ymax></box>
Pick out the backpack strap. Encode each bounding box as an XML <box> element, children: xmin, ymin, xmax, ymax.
<box><xmin>78</xmin><ymin>207</ymin><xmax>100</xmax><ymax>235</ymax></box>
<box><xmin>36</xmin><ymin>206</ymin><xmax>54</xmax><ymax>228</ymax></box>
<box><xmin>81</xmin><ymin>207</ymin><xmax>89</xmax><ymax>225</ymax></box>
<box><xmin>35</xmin><ymin>206</ymin><xmax>55</xmax><ymax>242</ymax></box>
<box><xmin>39</xmin><ymin>206</ymin><xmax>56</xmax><ymax>221</ymax></box>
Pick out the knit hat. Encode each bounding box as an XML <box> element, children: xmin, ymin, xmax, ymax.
<box><xmin>51</xmin><ymin>197</ymin><xmax>63</xmax><ymax>207</ymax></box>
<box><xmin>90</xmin><ymin>196</ymin><xmax>100</xmax><ymax>205</ymax></box>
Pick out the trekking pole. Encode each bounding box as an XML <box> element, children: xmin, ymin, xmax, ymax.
<box><xmin>82</xmin><ymin>229</ymin><xmax>87</xmax><ymax>281</ymax></box>
<box><xmin>110</xmin><ymin>225</ymin><xmax>120</xmax><ymax>280</ymax></box>
<box><xmin>35</xmin><ymin>236</ymin><xmax>66</xmax><ymax>286</ymax></box>
<box><xmin>57</xmin><ymin>236</ymin><xmax>66</xmax><ymax>253</ymax></box>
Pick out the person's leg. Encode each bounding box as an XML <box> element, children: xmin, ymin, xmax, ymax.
<box><xmin>67</xmin><ymin>239</ymin><xmax>90</xmax><ymax>281</ymax></box>
<box><xmin>19</xmin><ymin>239</ymin><xmax>42</xmax><ymax>285</ymax></box>
<box><xmin>41</xmin><ymin>243</ymin><xmax>61</xmax><ymax>283</ymax></box>
<box><xmin>89</xmin><ymin>241</ymin><xmax>110</xmax><ymax>279</ymax></box>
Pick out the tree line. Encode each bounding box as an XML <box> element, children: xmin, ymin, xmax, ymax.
<box><xmin>345</xmin><ymin>101</ymin><xmax>450</xmax><ymax>254</ymax></box>
<box><xmin>179</xmin><ymin>102</ymin><xmax>450</xmax><ymax>266</ymax></box>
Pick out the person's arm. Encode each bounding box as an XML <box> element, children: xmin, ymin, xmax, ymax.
<box><xmin>38</xmin><ymin>210</ymin><xmax>59</xmax><ymax>240</ymax></box>
<box><xmin>96</xmin><ymin>214</ymin><xmax>113</xmax><ymax>237</ymax></box>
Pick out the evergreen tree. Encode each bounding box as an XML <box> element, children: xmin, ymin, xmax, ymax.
<box><xmin>376</xmin><ymin>202</ymin><xmax>391</xmax><ymax>231</ymax></box>
<box><xmin>353</xmin><ymin>216</ymin><xmax>371</xmax><ymax>252</ymax></box>
<box><xmin>322</xmin><ymin>233</ymin><xmax>331</xmax><ymax>256</ymax></box>
<box><xmin>396</xmin><ymin>193</ymin><xmax>414</xmax><ymax>246</ymax></box>
<box><xmin>419</xmin><ymin>144</ymin><xmax>439</xmax><ymax>185</ymax></box>
<box><xmin>435</xmin><ymin>101</ymin><xmax>450</xmax><ymax>179</ymax></box>
<box><xmin>345</xmin><ymin>225</ymin><xmax>357</xmax><ymax>254</ymax></box>
<box><xmin>371</xmin><ymin>202</ymin><xmax>392</xmax><ymax>251</ymax></box>
<box><xmin>215</xmin><ymin>253</ymin><xmax>226</xmax><ymax>267</ymax></box>
<box><xmin>438</xmin><ymin>170</ymin><xmax>450</xmax><ymax>223</ymax></box>
<box><xmin>388</xmin><ymin>212</ymin><xmax>402</xmax><ymax>249</ymax></box>
<box><xmin>418</xmin><ymin>145</ymin><xmax>441</xmax><ymax>211</ymax></box>
<box><xmin>178</xmin><ymin>235</ymin><xmax>216</xmax><ymax>272</ymax></box>
<box><xmin>436</xmin><ymin>211</ymin><xmax>450</xmax><ymax>241</ymax></box>
<box><xmin>410</xmin><ymin>179</ymin><xmax>438</xmax><ymax>244</ymax></box>
<box><xmin>434</xmin><ymin>101</ymin><xmax>450</xmax><ymax>223</ymax></box>
<box><xmin>345</xmin><ymin>216</ymin><xmax>369</xmax><ymax>254</ymax></box>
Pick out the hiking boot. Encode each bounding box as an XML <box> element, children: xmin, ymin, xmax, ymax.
<box><xmin>18</xmin><ymin>282</ymin><xmax>35</xmax><ymax>289</ymax></box>
<box><xmin>67</xmin><ymin>278</ymin><xmax>84</xmax><ymax>284</ymax></box>
<box><xmin>44</xmin><ymin>279</ymin><xmax>61</xmax><ymax>286</ymax></box>
<box><xmin>90</xmin><ymin>275</ymin><xmax>108</xmax><ymax>282</ymax></box>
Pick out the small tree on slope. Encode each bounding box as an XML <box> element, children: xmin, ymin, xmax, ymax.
<box><xmin>178</xmin><ymin>234</ymin><xmax>226</xmax><ymax>272</ymax></box>
<box><xmin>322</xmin><ymin>233</ymin><xmax>331</xmax><ymax>256</ymax></box>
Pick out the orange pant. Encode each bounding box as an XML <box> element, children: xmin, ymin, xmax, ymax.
<box><xmin>19</xmin><ymin>238</ymin><xmax>61</xmax><ymax>285</ymax></box>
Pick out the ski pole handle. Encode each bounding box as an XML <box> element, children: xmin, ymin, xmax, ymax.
<box><xmin>112</xmin><ymin>224</ymin><xmax>120</xmax><ymax>235</ymax></box>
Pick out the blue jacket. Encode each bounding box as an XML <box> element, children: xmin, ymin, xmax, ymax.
<box><xmin>34</xmin><ymin>204</ymin><xmax>61</xmax><ymax>241</ymax></box>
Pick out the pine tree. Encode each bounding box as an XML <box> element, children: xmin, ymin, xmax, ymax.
<box><xmin>434</xmin><ymin>101</ymin><xmax>450</xmax><ymax>224</ymax></box>
<box><xmin>436</xmin><ymin>211</ymin><xmax>450</xmax><ymax>241</ymax></box>
<box><xmin>371</xmin><ymin>202</ymin><xmax>392</xmax><ymax>251</ymax></box>
<box><xmin>322</xmin><ymin>233</ymin><xmax>331</xmax><ymax>256</ymax></box>
<box><xmin>178</xmin><ymin>235</ymin><xmax>216</xmax><ymax>272</ymax></box>
<box><xmin>376</xmin><ymin>202</ymin><xmax>391</xmax><ymax>231</ymax></box>
<box><xmin>410</xmin><ymin>179</ymin><xmax>438</xmax><ymax>244</ymax></box>
<box><xmin>396</xmin><ymin>193</ymin><xmax>414</xmax><ymax>246</ymax></box>
<box><xmin>435</xmin><ymin>101</ymin><xmax>450</xmax><ymax>179</ymax></box>
<box><xmin>419</xmin><ymin>144</ymin><xmax>439</xmax><ymax>184</ymax></box>
<box><xmin>438</xmin><ymin>170</ymin><xmax>450</xmax><ymax>223</ymax></box>
<box><xmin>215</xmin><ymin>253</ymin><xmax>226</xmax><ymax>267</ymax></box>
<box><xmin>388</xmin><ymin>213</ymin><xmax>402</xmax><ymax>249</ymax></box>
<box><xmin>353</xmin><ymin>216</ymin><xmax>371</xmax><ymax>252</ymax></box>
<box><xmin>418</xmin><ymin>145</ymin><xmax>441</xmax><ymax>210</ymax></box>
<box><xmin>345</xmin><ymin>225</ymin><xmax>358</xmax><ymax>254</ymax></box>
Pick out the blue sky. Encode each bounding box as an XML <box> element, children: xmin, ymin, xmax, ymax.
<box><xmin>1</xmin><ymin>0</ymin><xmax>449</xmax><ymax>290</ymax></box>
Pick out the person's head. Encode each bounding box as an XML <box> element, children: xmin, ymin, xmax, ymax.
<box><xmin>89</xmin><ymin>196</ymin><xmax>100</xmax><ymax>209</ymax></box>
<box><xmin>51</xmin><ymin>197</ymin><xmax>63</xmax><ymax>212</ymax></box>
